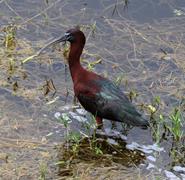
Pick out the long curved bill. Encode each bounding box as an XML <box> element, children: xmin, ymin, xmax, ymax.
<box><xmin>22</xmin><ymin>34</ymin><xmax>68</xmax><ymax>64</ymax></box>
<box><xmin>37</xmin><ymin>35</ymin><xmax>68</xmax><ymax>56</ymax></box>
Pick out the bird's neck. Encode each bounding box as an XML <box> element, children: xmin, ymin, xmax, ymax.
<box><xmin>68</xmin><ymin>43</ymin><xmax>85</xmax><ymax>83</ymax></box>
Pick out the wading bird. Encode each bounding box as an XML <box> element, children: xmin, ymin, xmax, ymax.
<box><xmin>43</xmin><ymin>28</ymin><xmax>149</xmax><ymax>129</ymax></box>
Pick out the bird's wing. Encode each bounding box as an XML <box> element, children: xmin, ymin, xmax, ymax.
<box><xmin>76</xmin><ymin>78</ymin><xmax>141</xmax><ymax>119</ymax></box>
<box><xmin>94</xmin><ymin>79</ymin><xmax>141</xmax><ymax>117</ymax></box>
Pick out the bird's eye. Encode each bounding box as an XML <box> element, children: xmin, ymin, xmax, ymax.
<box><xmin>65</xmin><ymin>32</ymin><xmax>74</xmax><ymax>42</ymax></box>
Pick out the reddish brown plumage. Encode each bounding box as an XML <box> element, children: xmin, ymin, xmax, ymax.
<box><xmin>64</xmin><ymin>29</ymin><xmax>104</xmax><ymax>127</ymax></box>
<box><xmin>49</xmin><ymin>28</ymin><xmax>149</xmax><ymax>128</ymax></box>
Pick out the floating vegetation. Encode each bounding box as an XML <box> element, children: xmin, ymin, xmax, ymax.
<box><xmin>43</xmin><ymin>79</ymin><xmax>56</xmax><ymax>96</ymax></box>
<box><xmin>2</xmin><ymin>24</ymin><xmax>17</xmax><ymax>51</ymax></box>
<box><xmin>57</xmin><ymin>136</ymin><xmax>145</xmax><ymax>178</ymax></box>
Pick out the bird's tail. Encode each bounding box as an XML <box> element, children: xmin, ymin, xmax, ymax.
<box><xmin>118</xmin><ymin>111</ymin><xmax>149</xmax><ymax>129</ymax></box>
<box><xmin>134</xmin><ymin>115</ymin><xmax>149</xmax><ymax>129</ymax></box>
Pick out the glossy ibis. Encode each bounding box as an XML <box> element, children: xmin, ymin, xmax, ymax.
<box><xmin>43</xmin><ymin>28</ymin><xmax>149</xmax><ymax>129</ymax></box>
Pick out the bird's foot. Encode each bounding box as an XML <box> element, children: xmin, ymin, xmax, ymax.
<box><xmin>96</xmin><ymin>123</ymin><xmax>103</xmax><ymax>130</ymax></box>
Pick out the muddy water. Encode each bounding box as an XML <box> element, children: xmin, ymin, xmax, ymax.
<box><xmin>0</xmin><ymin>0</ymin><xmax>185</xmax><ymax>179</ymax></box>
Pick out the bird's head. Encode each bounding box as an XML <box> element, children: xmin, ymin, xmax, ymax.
<box><xmin>49</xmin><ymin>28</ymin><xmax>86</xmax><ymax>47</ymax></box>
<box><xmin>61</xmin><ymin>28</ymin><xmax>86</xmax><ymax>45</ymax></box>
<box><xmin>38</xmin><ymin>27</ymin><xmax>86</xmax><ymax>56</ymax></box>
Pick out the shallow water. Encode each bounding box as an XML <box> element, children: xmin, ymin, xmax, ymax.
<box><xmin>0</xmin><ymin>0</ymin><xmax>185</xmax><ymax>179</ymax></box>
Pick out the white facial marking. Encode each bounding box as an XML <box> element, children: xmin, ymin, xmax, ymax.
<box><xmin>64</xmin><ymin>32</ymin><xmax>70</xmax><ymax>36</ymax></box>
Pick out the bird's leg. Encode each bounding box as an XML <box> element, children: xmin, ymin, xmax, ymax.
<box><xmin>96</xmin><ymin>116</ymin><xmax>103</xmax><ymax>129</ymax></box>
<box><xmin>111</xmin><ymin>121</ymin><xmax>117</xmax><ymax>129</ymax></box>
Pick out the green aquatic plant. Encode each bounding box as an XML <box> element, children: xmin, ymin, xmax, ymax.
<box><xmin>67</xmin><ymin>131</ymin><xmax>81</xmax><ymax>154</ymax></box>
<box><xmin>150</xmin><ymin>113</ymin><xmax>165</xmax><ymax>144</ymax></box>
<box><xmin>58</xmin><ymin>112</ymin><xmax>104</xmax><ymax>156</ymax></box>
<box><xmin>147</xmin><ymin>96</ymin><xmax>168</xmax><ymax>144</ymax></box>
<box><xmin>170</xmin><ymin>142</ymin><xmax>185</xmax><ymax>166</ymax></box>
<box><xmin>93</xmin><ymin>144</ymin><xmax>103</xmax><ymax>155</ymax></box>
<box><xmin>58</xmin><ymin>113</ymin><xmax>71</xmax><ymax>151</ymax></box>
<box><xmin>147</xmin><ymin>96</ymin><xmax>161</xmax><ymax>118</ymax></box>
<box><xmin>58</xmin><ymin>113</ymin><xmax>71</xmax><ymax>128</ymax></box>
<box><xmin>168</xmin><ymin>108</ymin><xmax>184</xmax><ymax>141</ymax></box>
<box><xmin>79</xmin><ymin>115</ymin><xmax>103</xmax><ymax>155</ymax></box>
